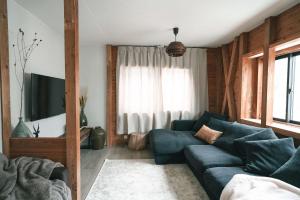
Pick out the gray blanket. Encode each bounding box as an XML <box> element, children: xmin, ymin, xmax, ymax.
<box><xmin>0</xmin><ymin>153</ymin><xmax>71</xmax><ymax>200</ymax></box>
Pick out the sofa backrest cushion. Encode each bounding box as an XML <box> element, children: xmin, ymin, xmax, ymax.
<box><xmin>207</xmin><ymin>118</ymin><xmax>232</xmax><ymax>132</ymax></box>
<box><xmin>192</xmin><ymin>111</ymin><xmax>228</xmax><ymax>132</ymax></box>
<box><xmin>271</xmin><ymin>147</ymin><xmax>300</xmax><ymax>188</ymax></box>
<box><xmin>244</xmin><ymin>138</ymin><xmax>295</xmax><ymax>176</ymax></box>
<box><xmin>213</xmin><ymin>121</ymin><xmax>264</xmax><ymax>154</ymax></box>
<box><xmin>234</xmin><ymin>128</ymin><xmax>278</xmax><ymax>159</ymax></box>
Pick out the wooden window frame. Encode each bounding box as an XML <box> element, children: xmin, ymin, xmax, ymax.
<box><xmin>273</xmin><ymin>51</ymin><xmax>300</xmax><ymax>125</ymax></box>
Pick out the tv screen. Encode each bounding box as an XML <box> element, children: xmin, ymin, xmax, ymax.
<box><xmin>30</xmin><ymin>73</ymin><xmax>65</xmax><ymax>121</ymax></box>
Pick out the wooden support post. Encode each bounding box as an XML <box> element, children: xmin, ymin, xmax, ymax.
<box><xmin>0</xmin><ymin>0</ymin><xmax>11</xmax><ymax>156</ymax></box>
<box><xmin>106</xmin><ymin>45</ymin><xmax>114</xmax><ymax>147</ymax></box>
<box><xmin>64</xmin><ymin>0</ymin><xmax>80</xmax><ymax>199</ymax></box>
<box><xmin>237</xmin><ymin>33</ymin><xmax>248</xmax><ymax>121</ymax></box>
<box><xmin>261</xmin><ymin>17</ymin><xmax>277</xmax><ymax>127</ymax></box>
<box><xmin>222</xmin><ymin>38</ymin><xmax>239</xmax><ymax>120</ymax></box>
<box><xmin>215</xmin><ymin>47</ymin><xmax>223</xmax><ymax>113</ymax></box>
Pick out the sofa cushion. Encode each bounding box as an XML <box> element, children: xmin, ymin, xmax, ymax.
<box><xmin>207</xmin><ymin>118</ymin><xmax>232</xmax><ymax>132</ymax></box>
<box><xmin>244</xmin><ymin>138</ymin><xmax>296</xmax><ymax>176</ymax></box>
<box><xmin>184</xmin><ymin>145</ymin><xmax>243</xmax><ymax>174</ymax></box>
<box><xmin>213</xmin><ymin>122</ymin><xmax>265</xmax><ymax>154</ymax></box>
<box><xmin>192</xmin><ymin>111</ymin><xmax>227</xmax><ymax>132</ymax></box>
<box><xmin>234</xmin><ymin>128</ymin><xmax>278</xmax><ymax>159</ymax></box>
<box><xmin>171</xmin><ymin>120</ymin><xmax>196</xmax><ymax>131</ymax></box>
<box><xmin>271</xmin><ymin>147</ymin><xmax>300</xmax><ymax>188</ymax></box>
<box><xmin>149</xmin><ymin>129</ymin><xmax>205</xmax><ymax>155</ymax></box>
<box><xmin>203</xmin><ymin>167</ymin><xmax>253</xmax><ymax>200</ymax></box>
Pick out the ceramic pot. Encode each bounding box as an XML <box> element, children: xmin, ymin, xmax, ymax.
<box><xmin>12</xmin><ymin>117</ymin><xmax>33</xmax><ymax>138</ymax></box>
<box><xmin>91</xmin><ymin>126</ymin><xmax>106</xmax><ymax>149</ymax></box>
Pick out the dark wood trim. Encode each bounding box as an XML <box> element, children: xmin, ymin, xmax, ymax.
<box><xmin>261</xmin><ymin>17</ymin><xmax>277</xmax><ymax>127</ymax></box>
<box><xmin>0</xmin><ymin>0</ymin><xmax>11</xmax><ymax>156</ymax></box>
<box><xmin>64</xmin><ymin>0</ymin><xmax>80</xmax><ymax>198</ymax></box>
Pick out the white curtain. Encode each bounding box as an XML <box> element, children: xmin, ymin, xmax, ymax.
<box><xmin>117</xmin><ymin>46</ymin><xmax>208</xmax><ymax>135</ymax></box>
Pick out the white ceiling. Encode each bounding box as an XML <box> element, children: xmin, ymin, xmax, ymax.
<box><xmin>14</xmin><ymin>0</ymin><xmax>299</xmax><ymax>47</ymax></box>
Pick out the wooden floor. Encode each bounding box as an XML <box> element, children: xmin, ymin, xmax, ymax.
<box><xmin>80</xmin><ymin>145</ymin><xmax>153</xmax><ymax>200</ymax></box>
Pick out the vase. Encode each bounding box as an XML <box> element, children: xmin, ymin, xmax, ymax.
<box><xmin>91</xmin><ymin>126</ymin><xmax>106</xmax><ymax>149</ymax></box>
<box><xmin>12</xmin><ymin>117</ymin><xmax>33</xmax><ymax>138</ymax></box>
<box><xmin>80</xmin><ymin>108</ymin><xmax>88</xmax><ymax>127</ymax></box>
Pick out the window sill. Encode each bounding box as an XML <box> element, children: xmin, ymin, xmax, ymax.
<box><xmin>268</xmin><ymin>121</ymin><xmax>300</xmax><ymax>139</ymax></box>
<box><xmin>239</xmin><ymin>118</ymin><xmax>300</xmax><ymax>140</ymax></box>
<box><xmin>239</xmin><ymin>118</ymin><xmax>261</xmax><ymax>127</ymax></box>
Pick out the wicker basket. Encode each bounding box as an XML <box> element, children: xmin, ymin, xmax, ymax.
<box><xmin>128</xmin><ymin>133</ymin><xmax>147</xmax><ymax>150</ymax></box>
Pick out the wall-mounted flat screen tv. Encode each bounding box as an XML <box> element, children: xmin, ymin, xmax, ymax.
<box><xmin>30</xmin><ymin>73</ymin><xmax>65</xmax><ymax>121</ymax></box>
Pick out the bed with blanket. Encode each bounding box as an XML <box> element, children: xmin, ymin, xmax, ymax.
<box><xmin>0</xmin><ymin>153</ymin><xmax>71</xmax><ymax>200</ymax></box>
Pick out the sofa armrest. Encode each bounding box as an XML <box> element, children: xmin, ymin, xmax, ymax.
<box><xmin>50</xmin><ymin>167</ymin><xmax>69</xmax><ymax>185</ymax></box>
<box><xmin>171</xmin><ymin>120</ymin><xmax>196</xmax><ymax>131</ymax></box>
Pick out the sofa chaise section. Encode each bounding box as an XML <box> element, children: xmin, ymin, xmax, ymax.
<box><xmin>149</xmin><ymin>120</ymin><xmax>207</xmax><ymax>164</ymax></box>
<box><xmin>150</xmin><ymin>129</ymin><xmax>206</xmax><ymax>164</ymax></box>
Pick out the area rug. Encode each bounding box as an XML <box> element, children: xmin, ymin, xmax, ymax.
<box><xmin>86</xmin><ymin>159</ymin><xmax>209</xmax><ymax>200</ymax></box>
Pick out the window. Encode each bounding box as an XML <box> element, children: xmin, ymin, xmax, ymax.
<box><xmin>273</xmin><ymin>51</ymin><xmax>300</xmax><ymax>124</ymax></box>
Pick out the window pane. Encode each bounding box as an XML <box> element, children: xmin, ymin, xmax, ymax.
<box><xmin>292</xmin><ymin>54</ymin><xmax>300</xmax><ymax>122</ymax></box>
<box><xmin>273</xmin><ymin>57</ymin><xmax>288</xmax><ymax>119</ymax></box>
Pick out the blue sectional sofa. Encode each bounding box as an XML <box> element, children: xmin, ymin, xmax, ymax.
<box><xmin>149</xmin><ymin>112</ymin><xmax>299</xmax><ymax>200</ymax></box>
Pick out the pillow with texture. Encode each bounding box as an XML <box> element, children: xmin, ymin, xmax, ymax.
<box><xmin>194</xmin><ymin>125</ymin><xmax>223</xmax><ymax>144</ymax></box>
<box><xmin>213</xmin><ymin>122</ymin><xmax>264</xmax><ymax>154</ymax></box>
<box><xmin>234</xmin><ymin>128</ymin><xmax>278</xmax><ymax>159</ymax></box>
<box><xmin>271</xmin><ymin>147</ymin><xmax>300</xmax><ymax>188</ymax></box>
<box><xmin>192</xmin><ymin>111</ymin><xmax>227</xmax><ymax>131</ymax></box>
<box><xmin>244</xmin><ymin>138</ymin><xmax>295</xmax><ymax>176</ymax></box>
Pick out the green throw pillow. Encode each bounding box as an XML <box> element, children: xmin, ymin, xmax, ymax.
<box><xmin>244</xmin><ymin>138</ymin><xmax>295</xmax><ymax>176</ymax></box>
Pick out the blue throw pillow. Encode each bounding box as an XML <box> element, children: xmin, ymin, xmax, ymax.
<box><xmin>234</xmin><ymin>128</ymin><xmax>278</xmax><ymax>159</ymax></box>
<box><xmin>271</xmin><ymin>147</ymin><xmax>300</xmax><ymax>188</ymax></box>
<box><xmin>213</xmin><ymin>122</ymin><xmax>264</xmax><ymax>154</ymax></box>
<box><xmin>244</xmin><ymin>138</ymin><xmax>296</xmax><ymax>176</ymax></box>
<box><xmin>192</xmin><ymin>111</ymin><xmax>227</xmax><ymax>131</ymax></box>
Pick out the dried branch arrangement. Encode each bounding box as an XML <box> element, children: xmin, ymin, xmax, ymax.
<box><xmin>12</xmin><ymin>28</ymin><xmax>42</xmax><ymax>118</ymax></box>
<box><xmin>80</xmin><ymin>96</ymin><xmax>87</xmax><ymax>109</ymax></box>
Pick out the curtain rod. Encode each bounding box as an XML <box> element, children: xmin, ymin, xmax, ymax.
<box><xmin>112</xmin><ymin>44</ymin><xmax>208</xmax><ymax>49</ymax></box>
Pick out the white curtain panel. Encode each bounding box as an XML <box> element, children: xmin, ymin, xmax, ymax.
<box><xmin>117</xmin><ymin>46</ymin><xmax>208</xmax><ymax>135</ymax></box>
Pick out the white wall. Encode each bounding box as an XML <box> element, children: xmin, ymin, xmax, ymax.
<box><xmin>8</xmin><ymin>0</ymin><xmax>66</xmax><ymax>137</ymax></box>
<box><xmin>79</xmin><ymin>45</ymin><xmax>106</xmax><ymax>129</ymax></box>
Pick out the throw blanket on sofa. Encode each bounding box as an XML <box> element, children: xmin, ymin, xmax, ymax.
<box><xmin>220</xmin><ymin>174</ymin><xmax>300</xmax><ymax>200</ymax></box>
<box><xmin>0</xmin><ymin>154</ymin><xmax>71</xmax><ymax>200</ymax></box>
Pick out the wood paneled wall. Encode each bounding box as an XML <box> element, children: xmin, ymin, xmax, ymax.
<box><xmin>207</xmin><ymin>3</ymin><xmax>300</xmax><ymax>117</ymax></box>
<box><xmin>207</xmin><ymin>3</ymin><xmax>300</xmax><ymax>141</ymax></box>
